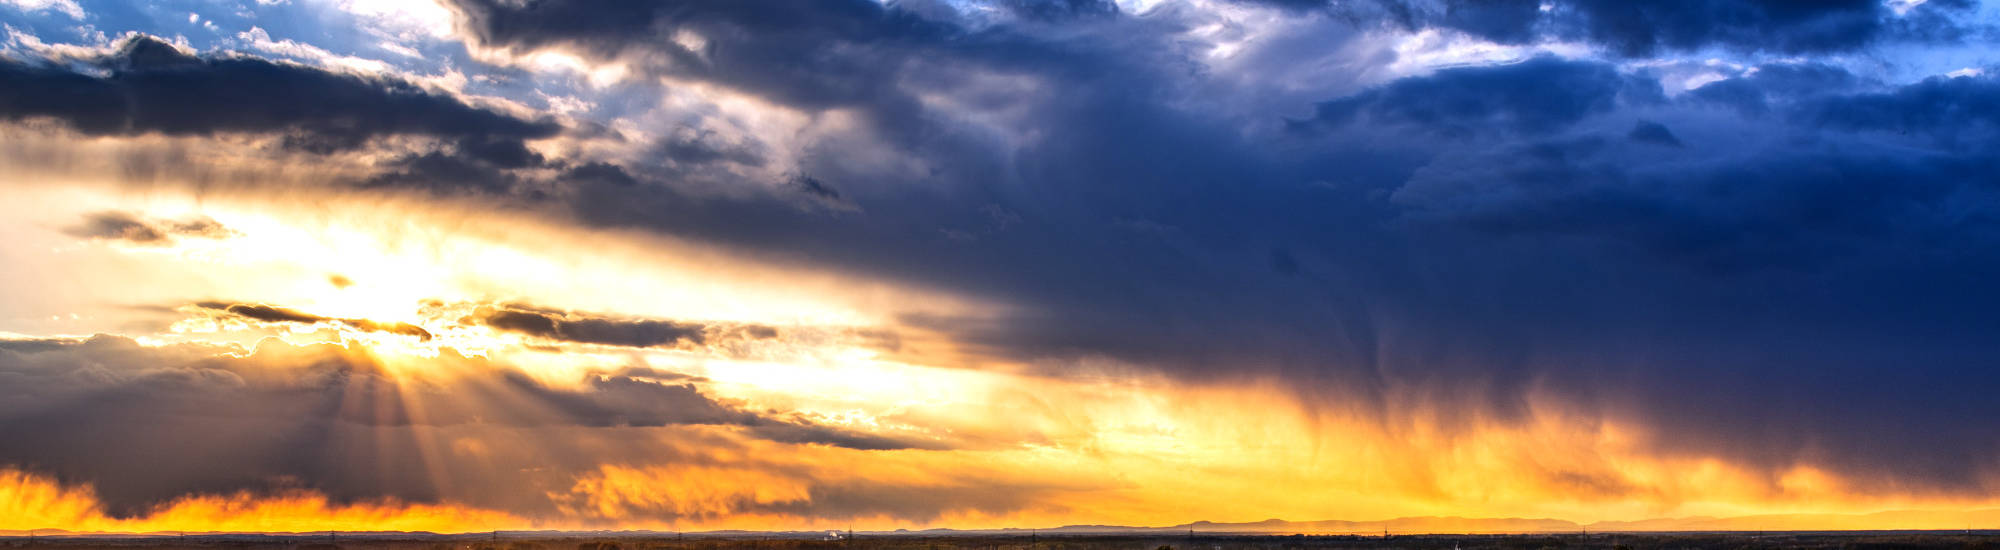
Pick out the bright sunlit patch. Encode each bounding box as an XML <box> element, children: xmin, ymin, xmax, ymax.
<box><xmin>327</xmin><ymin>0</ymin><xmax>455</xmax><ymax>40</ymax></box>
<box><xmin>0</xmin><ymin>468</ymin><xmax>524</xmax><ymax>533</ymax></box>
<box><xmin>1887</xmin><ymin>0</ymin><xmax>1930</xmax><ymax>16</ymax></box>
<box><xmin>0</xmin><ymin>179</ymin><xmax>988</xmax><ymax>327</ymax></box>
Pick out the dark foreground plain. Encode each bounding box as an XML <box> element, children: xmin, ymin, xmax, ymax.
<box><xmin>3</xmin><ymin>532</ymin><xmax>1998</xmax><ymax>550</ymax></box>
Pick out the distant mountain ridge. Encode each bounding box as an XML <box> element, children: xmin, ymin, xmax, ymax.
<box><xmin>865</xmin><ymin>509</ymin><xmax>2000</xmax><ymax>536</ymax></box>
<box><xmin>1013</xmin><ymin>516</ymin><xmax>1581</xmax><ymax>535</ymax></box>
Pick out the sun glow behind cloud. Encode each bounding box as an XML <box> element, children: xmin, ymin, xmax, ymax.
<box><xmin>2</xmin><ymin>171</ymin><xmax>1999</xmax><ymax>532</ymax></box>
<box><xmin>0</xmin><ymin>174</ymin><xmax>978</xmax><ymax>328</ymax></box>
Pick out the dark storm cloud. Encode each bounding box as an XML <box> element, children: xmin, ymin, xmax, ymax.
<box><xmin>1802</xmin><ymin>71</ymin><xmax>2000</xmax><ymax>140</ymax></box>
<box><xmin>0</xmin><ymin>334</ymin><xmax>927</xmax><ymax>517</ymax></box>
<box><xmin>0</xmin><ymin>35</ymin><xmax>559</xmax><ymax>152</ymax></box>
<box><xmin>63</xmin><ymin>211</ymin><xmax>168</xmax><ymax>244</ymax></box>
<box><xmin>1397</xmin><ymin>133</ymin><xmax>1981</xmax><ymax>270</ymax></box>
<box><xmin>0</xmin><ymin>34</ymin><xmax>579</xmax><ymax>195</ymax></box>
<box><xmin>788</xmin><ymin>174</ymin><xmax>848</xmax><ymax>205</ymax></box>
<box><xmin>1555</xmin><ymin>0</ymin><xmax>1889</xmax><ymax>56</ymax></box>
<box><xmin>204</xmin><ymin>303</ymin><xmax>319</xmax><ymax>323</ymax></box>
<box><xmin>1686</xmin><ymin>61</ymin><xmax>1870</xmax><ymax>115</ymax></box>
<box><xmin>1247</xmin><ymin>0</ymin><xmax>1543</xmax><ymax>44</ymax></box>
<box><xmin>362</xmin><ymin>150</ymin><xmax>527</xmax><ymax>194</ymax></box>
<box><xmin>417</xmin><ymin>0</ymin><xmax>2000</xmax><ymax>499</ymax></box>
<box><xmin>559</xmin><ymin>161</ymin><xmax>641</xmax><ymax>187</ymax></box>
<box><xmin>1240</xmin><ymin>0</ymin><xmax>1980</xmax><ymax>55</ymax></box>
<box><xmin>1000</xmin><ymin>0</ymin><xmax>1121</xmax><ymax>22</ymax></box>
<box><xmin>656</xmin><ymin>127</ymin><xmax>768</xmax><ymax>169</ymax></box>
<box><xmin>1447</xmin><ymin>68</ymin><xmax>2000</xmax><ymax>279</ymax></box>
<box><xmin>448</xmin><ymin>0</ymin><xmax>938</xmax><ymax>137</ymax></box>
<box><xmin>62</xmin><ymin>211</ymin><xmax>238</xmax><ymax>245</ymax></box>
<box><xmin>193</xmin><ymin>301</ymin><xmax>435</xmax><ymax>340</ymax></box>
<box><xmin>1626</xmin><ymin>120</ymin><xmax>1682</xmax><ymax>147</ymax></box>
<box><xmin>1342</xmin><ymin>63</ymin><xmax>2000</xmax><ymax>486</ymax></box>
<box><xmin>443</xmin><ymin>0</ymin><xmax>1146</xmax><ymax>155</ymax></box>
<box><xmin>437</xmin><ymin>0</ymin><xmax>1343</xmax><ymax>375</ymax></box>
<box><xmin>478</xmin><ymin>306</ymin><xmax>779</xmax><ymax>349</ymax></box>
<box><xmin>1295</xmin><ymin>56</ymin><xmax>1660</xmax><ymax>136</ymax></box>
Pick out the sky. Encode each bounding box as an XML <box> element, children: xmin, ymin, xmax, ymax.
<box><xmin>1</xmin><ymin>0</ymin><xmax>1999</xmax><ymax>535</ymax></box>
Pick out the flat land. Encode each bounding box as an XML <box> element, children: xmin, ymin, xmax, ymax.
<box><xmin>3</xmin><ymin>532</ymin><xmax>1997</xmax><ymax>550</ymax></box>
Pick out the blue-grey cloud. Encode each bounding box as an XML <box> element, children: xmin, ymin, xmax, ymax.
<box><xmin>192</xmin><ymin>301</ymin><xmax>435</xmax><ymax>341</ymax></box>
<box><xmin>476</xmin><ymin>305</ymin><xmax>780</xmax><ymax>349</ymax></box>
<box><xmin>1293</xmin><ymin>56</ymin><xmax>1662</xmax><ymax>136</ymax></box>
<box><xmin>0</xmin><ymin>35</ymin><xmax>559</xmax><ymax>151</ymax></box>
<box><xmin>1239</xmin><ymin>0</ymin><xmax>1981</xmax><ymax>56</ymax></box>
<box><xmin>0</xmin><ymin>34</ymin><xmax>580</xmax><ymax>195</ymax></box>
<box><xmin>62</xmin><ymin>211</ymin><xmax>237</xmax><ymax>245</ymax></box>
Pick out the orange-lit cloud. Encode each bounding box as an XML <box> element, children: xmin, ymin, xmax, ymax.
<box><xmin>0</xmin><ymin>468</ymin><xmax>521</xmax><ymax>533</ymax></box>
<box><xmin>552</xmin><ymin>465</ymin><xmax>811</xmax><ymax>522</ymax></box>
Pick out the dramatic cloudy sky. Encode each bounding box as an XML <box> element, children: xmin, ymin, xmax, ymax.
<box><xmin>2</xmin><ymin>0</ymin><xmax>2000</xmax><ymax>534</ymax></box>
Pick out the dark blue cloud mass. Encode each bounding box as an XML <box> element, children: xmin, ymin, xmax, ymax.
<box><xmin>0</xmin><ymin>33</ymin><xmax>572</xmax><ymax>194</ymax></box>
<box><xmin>1246</xmin><ymin>0</ymin><xmax>1983</xmax><ymax>55</ymax></box>
<box><xmin>1294</xmin><ymin>56</ymin><xmax>1663</xmax><ymax>136</ymax></box>
<box><xmin>0</xmin><ymin>35</ymin><xmax>559</xmax><ymax>152</ymax></box>
<box><xmin>426</xmin><ymin>0</ymin><xmax>2000</xmax><ymax>495</ymax></box>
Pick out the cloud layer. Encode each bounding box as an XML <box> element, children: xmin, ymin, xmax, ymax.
<box><xmin>0</xmin><ymin>333</ymin><xmax>937</xmax><ymax>519</ymax></box>
<box><xmin>2</xmin><ymin>0</ymin><xmax>1999</xmax><ymax>531</ymax></box>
